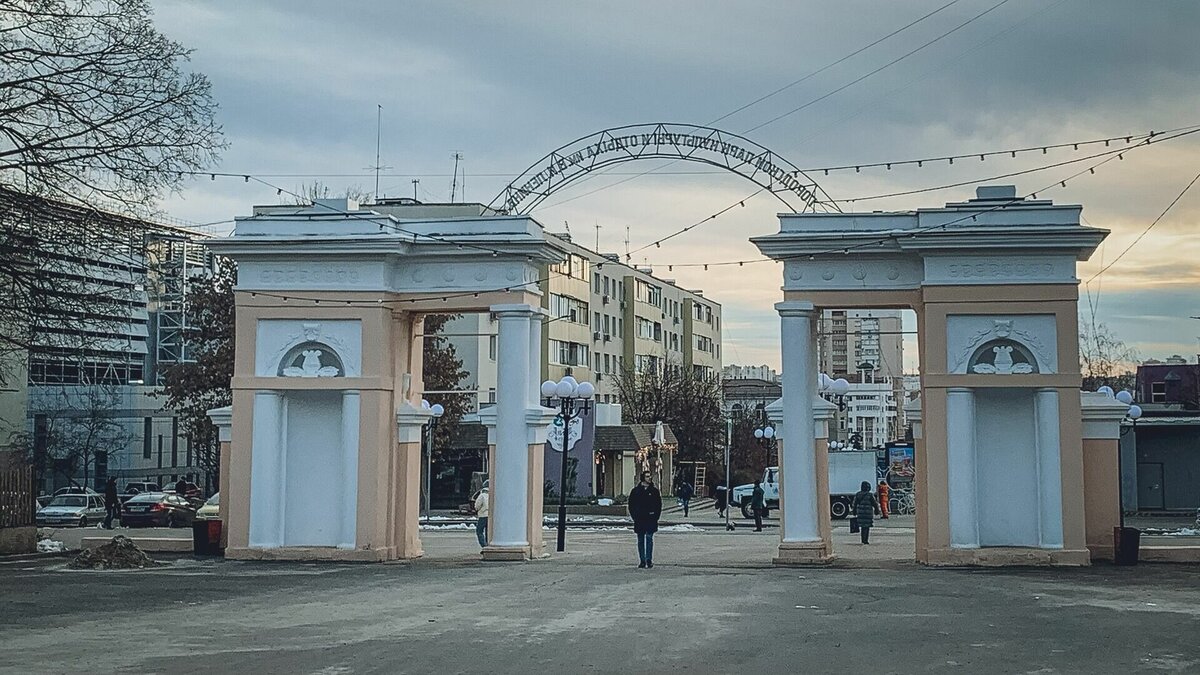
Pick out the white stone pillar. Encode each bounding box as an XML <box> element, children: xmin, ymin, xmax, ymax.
<box><xmin>249</xmin><ymin>390</ymin><xmax>285</xmax><ymax>549</ymax></box>
<box><xmin>776</xmin><ymin>301</ymin><xmax>818</xmax><ymax>543</ymax></box>
<box><xmin>528</xmin><ymin>308</ymin><xmax>543</xmax><ymax>406</ymax></box>
<box><xmin>339</xmin><ymin>390</ymin><xmax>361</xmax><ymax>550</ymax></box>
<box><xmin>490</xmin><ymin>304</ymin><xmax>535</xmax><ymax>549</ymax></box>
<box><xmin>1035</xmin><ymin>388</ymin><xmax>1064</xmax><ymax>548</ymax></box>
<box><xmin>946</xmin><ymin>388</ymin><xmax>979</xmax><ymax>548</ymax></box>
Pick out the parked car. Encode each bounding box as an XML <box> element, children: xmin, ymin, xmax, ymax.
<box><xmin>120</xmin><ymin>482</ymin><xmax>161</xmax><ymax>503</ymax></box>
<box><xmin>121</xmin><ymin>493</ymin><xmax>197</xmax><ymax>528</ymax></box>
<box><xmin>195</xmin><ymin>492</ymin><xmax>219</xmax><ymax>520</ymax></box>
<box><xmin>36</xmin><ymin>494</ymin><xmax>107</xmax><ymax>528</ymax></box>
<box><xmin>37</xmin><ymin>487</ymin><xmax>100</xmax><ymax>509</ymax></box>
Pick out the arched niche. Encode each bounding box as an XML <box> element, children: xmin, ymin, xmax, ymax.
<box><xmin>968</xmin><ymin>339</ymin><xmax>1039</xmax><ymax>375</ymax></box>
<box><xmin>278</xmin><ymin>341</ymin><xmax>345</xmax><ymax>378</ymax></box>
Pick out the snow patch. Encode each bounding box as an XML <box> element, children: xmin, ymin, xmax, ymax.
<box><xmin>37</xmin><ymin>539</ymin><xmax>65</xmax><ymax>553</ymax></box>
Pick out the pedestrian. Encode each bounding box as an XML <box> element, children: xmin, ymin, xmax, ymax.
<box><xmin>751</xmin><ymin>478</ymin><xmax>765</xmax><ymax>532</ymax></box>
<box><xmin>103</xmin><ymin>477</ymin><xmax>120</xmax><ymax>530</ymax></box>
<box><xmin>473</xmin><ymin>484</ymin><xmax>489</xmax><ymax>550</ymax></box>
<box><xmin>713</xmin><ymin>480</ymin><xmax>727</xmax><ymax>518</ymax></box>
<box><xmin>853</xmin><ymin>481</ymin><xmax>880</xmax><ymax>544</ymax></box>
<box><xmin>677</xmin><ymin>480</ymin><xmax>694</xmax><ymax>518</ymax></box>
<box><xmin>174</xmin><ymin>477</ymin><xmax>187</xmax><ymax>497</ymax></box>
<box><xmin>627</xmin><ymin>470</ymin><xmax>661</xmax><ymax>568</ymax></box>
<box><xmin>878</xmin><ymin>480</ymin><xmax>890</xmax><ymax>519</ymax></box>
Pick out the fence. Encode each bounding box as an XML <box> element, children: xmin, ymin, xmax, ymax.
<box><xmin>0</xmin><ymin>468</ymin><xmax>36</xmax><ymax>528</ymax></box>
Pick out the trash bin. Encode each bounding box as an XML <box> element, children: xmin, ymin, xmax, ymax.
<box><xmin>192</xmin><ymin>519</ymin><xmax>223</xmax><ymax>556</ymax></box>
<box><xmin>1113</xmin><ymin>526</ymin><xmax>1140</xmax><ymax>566</ymax></box>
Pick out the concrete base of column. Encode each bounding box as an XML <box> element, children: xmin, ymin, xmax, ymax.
<box><xmin>773</xmin><ymin>540</ymin><xmax>836</xmax><ymax>566</ymax></box>
<box><xmin>481</xmin><ymin>545</ymin><xmax>531</xmax><ymax>561</ymax></box>
<box><xmin>923</xmin><ymin>547</ymin><xmax>1091</xmax><ymax>567</ymax></box>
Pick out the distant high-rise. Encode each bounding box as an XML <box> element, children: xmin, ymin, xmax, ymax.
<box><xmin>818</xmin><ymin>309</ymin><xmax>903</xmax><ymax>381</ymax></box>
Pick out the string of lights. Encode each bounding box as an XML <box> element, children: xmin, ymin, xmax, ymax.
<box><xmin>640</xmin><ymin>133</ymin><xmax>1178</xmax><ymax>272</ymax></box>
<box><xmin>625</xmin><ymin>124</ymin><xmax>1200</xmax><ymax>261</ymax></box>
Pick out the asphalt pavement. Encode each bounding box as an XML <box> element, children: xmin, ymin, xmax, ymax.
<box><xmin>4</xmin><ymin>528</ymin><xmax>1200</xmax><ymax>674</ymax></box>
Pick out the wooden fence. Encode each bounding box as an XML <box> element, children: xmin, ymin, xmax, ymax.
<box><xmin>0</xmin><ymin>468</ymin><xmax>35</xmax><ymax>528</ymax></box>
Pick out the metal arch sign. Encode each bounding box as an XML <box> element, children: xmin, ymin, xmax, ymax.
<box><xmin>490</xmin><ymin>123</ymin><xmax>836</xmax><ymax>215</ymax></box>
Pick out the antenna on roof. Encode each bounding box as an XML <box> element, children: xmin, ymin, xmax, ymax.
<box><xmin>365</xmin><ymin>104</ymin><xmax>392</xmax><ymax>201</ymax></box>
<box><xmin>449</xmin><ymin>152</ymin><xmax>464</xmax><ymax>202</ymax></box>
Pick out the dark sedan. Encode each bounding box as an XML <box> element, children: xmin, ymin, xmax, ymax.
<box><xmin>121</xmin><ymin>493</ymin><xmax>197</xmax><ymax>528</ymax></box>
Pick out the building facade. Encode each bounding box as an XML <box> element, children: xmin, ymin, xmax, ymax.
<box><xmin>0</xmin><ymin>189</ymin><xmax>214</xmax><ymax>493</ymax></box>
<box><xmin>818</xmin><ymin>309</ymin><xmax>904</xmax><ymax>380</ymax></box>
<box><xmin>723</xmin><ymin>364</ymin><xmax>780</xmax><ymax>382</ymax></box>
<box><xmin>1118</xmin><ymin>357</ymin><xmax>1200</xmax><ymax>512</ymax></box>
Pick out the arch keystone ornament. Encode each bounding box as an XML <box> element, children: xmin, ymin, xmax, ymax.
<box><xmin>754</xmin><ymin>185</ymin><xmax>1114</xmax><ymax>568</ymax></box>
<box><xmin>490</xmin><ymin>123</ymin><xmax>838</xmax><ymax>215</ymax></box>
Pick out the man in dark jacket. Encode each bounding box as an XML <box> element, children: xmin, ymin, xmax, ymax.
<box><xmin>853</xmin><ymin>481</ymin><xmax>880</xmax><ymax>544</ymax></box>
<box><xmin>751</xmin><ymin>479</ymin><xmax>765</xmax><ymax>532</ymax></box>
<box><xmin>627</xmin><ymin>471</ymin><xmax>661</xmax><ymax>568</ymax></box>
<box><xmin>677</xmin><ymin>481</ymin><xmax>694</xmax><ymax>518</ymax></box>
<box><xmin>103</xmin><ymin>477</ymin><xmax>120</xmax><ymax>529</ymax></box>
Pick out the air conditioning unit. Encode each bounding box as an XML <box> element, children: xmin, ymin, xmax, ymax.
<box><xmin>603</xmin><ymin>333</ymin><xmax>611</xmax><ymax>342</ymax></box>
<box><xmin>596</xmin><ymin>373</ymin><xmax>603</xmax><ymax>381</ymax></box>
<box><xmin>602</xmin><ymin>295</ymin><xmax>610</xmax><ymax>305</ymax></box>
<box><xmin>593</xmin><ymin>331</ymin><xmax>602</xmax><ymax>341</ymax></box>
<box><xmin>673</xmin><ymin>317</ymin><xmax>680</xmax><ymax>325</ymax></box>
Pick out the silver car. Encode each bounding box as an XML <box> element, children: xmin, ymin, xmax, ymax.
<box><xmin>36</xmin><ymin>494</ymin><xmax>107</xmax><ymax>528</ymax></box>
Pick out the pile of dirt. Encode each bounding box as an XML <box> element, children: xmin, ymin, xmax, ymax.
<box><xmin>69</xmin><ymin>535</ymin><xmax>159</xmax><ymax>570</ymax></box>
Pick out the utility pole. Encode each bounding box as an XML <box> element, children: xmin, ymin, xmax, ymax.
<box><xmin>412</xmin><ymin>178</ymin><xmax>419</xmax><ymax>201</ymax></box>
<box><xmin>624</xmin><ymin>226</ymin><xmax>630</xmax><ymax>262</ymax></box>
<box><xmin>594</xmin><ymin>222</ymin><xmax>601</xmax><ymax>250</ymax></box>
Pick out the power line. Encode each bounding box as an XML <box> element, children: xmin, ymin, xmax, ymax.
<box><xmin>743</xmin><ymin>0</ymin><xmax>1013</xmax><ymax>134</ymax></box>
<box><xmin>1085</xmin><ymin>168</ymin><xmax>1200</xmax><ymax>284</ymax></box>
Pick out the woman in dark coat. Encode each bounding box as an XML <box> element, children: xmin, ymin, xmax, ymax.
<box><xmin>853</xmin><ymin>480</ymin><xmax>879</xmax><ymax>545</ymax></box>
<box><xmin>627</xmin><ymin>471</ymin><xmax>661</xmax><ymax>568</ymax></box>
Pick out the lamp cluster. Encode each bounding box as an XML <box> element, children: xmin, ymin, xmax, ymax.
<box><xmin>541</xmin><ymin>376</ymin><xmax>596</xmax><ymax>402</ymax></box>
<box><xmin>1096</xmin><ymin>386</ymin><xmax>1141</xmax><ymax>420</ymax></box>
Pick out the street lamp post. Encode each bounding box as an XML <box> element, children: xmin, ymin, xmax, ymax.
<box><xmin>541</xmin><ymin>376</ymin><xmax>595</xmax><ymax>553</ymax></box>
<box><xmin>420</xmin><ymin>399</ymin><xmax>444</xmax><ymax>519</ymax></box>
<box><xmin>753</xmin><ymin>424</ymin><xmax>777</xmax><ymax>464</ymax></box>
<box><xmin>724</xmin><ymin>416</ymin><xmax>733</xmax><ymax>531</ymax></box>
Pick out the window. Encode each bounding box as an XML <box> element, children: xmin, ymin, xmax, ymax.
<box><xmin>594</xmin><ymin>311</ymin><xmax>601</xmax><ymax>332</ymax></box>
<box><xmin>694</xmin><ymin>335</ymin><xmax>714</xmax><ymax>353</ymax></box>
<box><xmin>550</xmin><ymin>254</ymin><xmax>590</xmax><ymax>280</ymax></box>
<box><xmin>1152</xmin><ymin>382</ymin><xmax>1166</xmax><ymax>403</ymax></box>
<box><xmin>592</xmin><ymin>272</ymin><xmax>601</xmax><ymax>294</ymax></box>
<box><xmin>549</xmin><ymin>293</ymin><xmax>588</xmax><ymax>324</ymax></box>
<box><xmin>636</xmin><ymin>317</ymin><xmax>656</xmax><ymax>340</ymax></box>
<box><xmin>549</xmin><ymin>340</ymin><xmax>589</xmax><ymax>367</ymax></box>
<box><xmin>488</xmin><ymin>335</ymin><xmax>497</xmax><ymax>361</ymax></box>
<box><xmin>635</xmin><ymin>280</ymin><xmax>662</xmax><ymax>307</ymax></box>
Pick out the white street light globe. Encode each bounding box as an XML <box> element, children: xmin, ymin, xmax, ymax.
<box><xmin>576</xmin><ymin>381</ymin><xmax>595</xmax><ymax>399</ymax></box>
<box><xmin>831</xmin><ymin>378</ymin><xmax>851</xmax><ymax>395</ymax></box>
<box><xmin>430</xmin><ymin>403</ymin><xmax>444</xmax><ymax>417</ymax></box>
<box><xmin>1128</xmin><ymin>405</ymin><xmax>1142</xmax><ymax>420</ymax></box>
<box><xmin>555</xmin><ymin>379</ymin><xmax>576</xmax><ymax>399</ymax></box>
<box><xmin>1097</xmin><ymin>385</ymin><xmax>1114</xmax><ymax>397</ymax></box>
<box><xmin>421</xmin><ymin>399</ymin><xmax>431</xmax><ymax>410</ymax></box>
<box><xmin>561</xmin><ymin>375</ymin><xmax>577</xmax><ymax>387</ymax></box>
<box><xmin>763</xmin><ymin>427</ymin><xmax>775</xmax><ymax>439</ymax></box>
<box><xmin>754</xmin><ymin>428</ymin><xmax>764</xmax><ymax>439</ymax></box>
<box><xmin>1116</xmin><ymin>390</ymin><xmax>1134</xmax><ymax>405</ymax></box>
<box><xmin>541</xmin><ymin>380</ymin><xmax>559</xmax><ymax>399</ymax></box>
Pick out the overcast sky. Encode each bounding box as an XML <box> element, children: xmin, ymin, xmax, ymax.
<box><xmin>152</xmin><ymin>0</ymin><xmax>1200</xmax><ymax>371</ymax></box>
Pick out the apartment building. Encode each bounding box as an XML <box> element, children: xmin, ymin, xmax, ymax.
<box><xmin>371</xmin><ymin>197</ymin><xmax>722</xmax><ymax>407</ymax></box>
<box><xmin>818</xmin><ymin>309</ymin><xmax>903</xmax><ymax>380</ymax></box>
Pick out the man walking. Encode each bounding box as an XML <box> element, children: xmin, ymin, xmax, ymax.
<box><xmin>677</xmin><ymin>480</ymin><xmax>694</xmax><ymax>518</ymax></box>
<box><xmin>751</xmin><ymin>478</ymin><xmax>765</xmax><ymax>532</ymax></box>
<box><xmin>473</xmin><ymin>484</ymin><xmax>489</xmax><ymax>550</ymax></box>
<box><xmin>713</xmin><ymin>480</ymin><xmax>727</xmax><ymax>518</ymax></box>
<box><xmin>103</xmin><ymin>477</ymin><xmax>120</xmax><ymax>530</ymax></box>
<box><xmin>628</xmin><ymin>471</ymin><xmax>661</xmax><ymax>568</ymax></box>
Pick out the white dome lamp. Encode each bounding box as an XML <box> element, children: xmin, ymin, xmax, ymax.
<box><xmin>1115</xmin><ymin>390</ymin><xmax>1134</xmax><ymax>405</ymax></box>
<box><xmin>831</xmin><ymin>378</ymin><xmax>851</xmax><ymax>395</ymax></box>
<box><xmin>1097</xmin><ymin>385</ymin><xmax>1115</xmax><ymax>398</ymax></box>
<box><xmin>754</xmin><ymin>428</ymin><xmax>764</xmax><ymax>439</ymax></box>
<box><xmin>1127</xmin><ymin>404</ymin><xmax>1142</xmax><ymax>421</ymax></box>
<box><xmin>763</xmin><ymin>426</ymin><xmax>775</xmax><ymax>439</ymax></box>
<box><xmin>541</xmin><ymin>379</ymin><xmax>559</xmax><ymax>399</ymax></box>
<box><xmin>576</xmin><ymin>381</ymin><xmax>595</xmax><ymax>400</ymax></box>
<box><xmin>429</xmin><ymin>403</ymin><xmax>444</xmax><ymax>418</ymax></box>
<box><xmin>555</xmin><ymin>378</ymin><xmax>577</xmax><ymax>399</ymax></box>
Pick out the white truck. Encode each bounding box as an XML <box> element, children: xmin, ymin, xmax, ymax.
<box><xmin>729</xmin><ymin>451</ymin><xmax>878</xmax><ymax>520</ymax></box>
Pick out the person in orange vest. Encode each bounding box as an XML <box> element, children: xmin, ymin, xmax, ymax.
<box><xmin>878</xmin><ymin>480</ymin><xmax>890</xmax><ymax>519</ymax></box>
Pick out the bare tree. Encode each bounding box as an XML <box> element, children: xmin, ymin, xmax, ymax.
<box><xmin>615</xmin><ymin>359</ymin><xmax>725</xmax><ymax>473</ymax></box>
<box><xmin>1080</xmin><ymin>319</ymin><xmax>1138</xmax><ymax>392</ymax></box>
<box><xmin>0</xmin><ymin>0</ymin><xmax>224</xmax><ymax>210</ymax></box>
<box><xmin>292</xmin><ymin>181</ymin><xmax>373</xmax><ymax>205</ymax></box>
